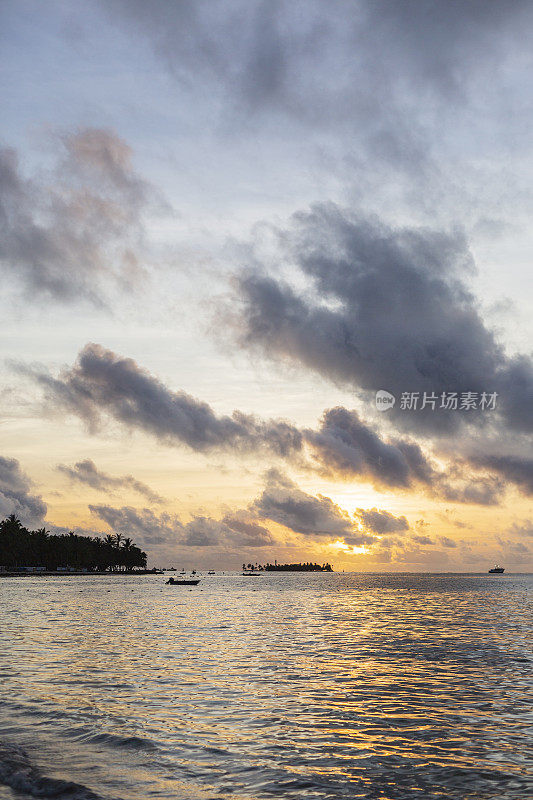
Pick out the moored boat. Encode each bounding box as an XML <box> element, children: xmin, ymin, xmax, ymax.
<box><xmin>166</xmin><ymin>577</ymin><xmax>200</xmax><ymax>585</ymax></box>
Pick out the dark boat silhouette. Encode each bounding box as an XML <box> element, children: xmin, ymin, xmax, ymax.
<box><xmin>166</xmin><ymin>577</ymin><xmax>200</xmax><ymax>585</ymax></box>
<box><xmin>488</xmin><ymin>565</ymin><xmax>504</xmax><ymax>573</ymax></box>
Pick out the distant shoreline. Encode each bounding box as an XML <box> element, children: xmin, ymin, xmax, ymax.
<box><xmin>0</xmin><ymin>569</ymin><xmax>163</xmax><ymax>577</ymax></box>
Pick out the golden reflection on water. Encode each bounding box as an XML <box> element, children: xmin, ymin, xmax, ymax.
<box><xmin>0</xmin><ymin>572</ymin><xmax>532</xmax><ymax>800</ymax></box>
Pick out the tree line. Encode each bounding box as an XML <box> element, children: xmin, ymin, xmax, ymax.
<box><xmin>243</xmin><ymin>561</ymin><xmax>333</xmax><ymax>572</ymax></box>
<box><xmin>0</xmin><ymin>515</ymin><xmax>147</xmax><ymax>571</ymax></box>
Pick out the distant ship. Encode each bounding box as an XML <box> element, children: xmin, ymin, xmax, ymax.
<box><xmin>488</xmin><ymin>565</ymin><xmax>504</xmax><ymax>573</ymax></box>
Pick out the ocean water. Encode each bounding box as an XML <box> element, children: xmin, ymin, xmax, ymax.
<box><xmin>0</xmin><ymin>572</ymin><xmax>531</xmax><ymax>800</ymax></box>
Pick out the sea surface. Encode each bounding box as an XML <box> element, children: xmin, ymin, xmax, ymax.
<box><xmin>0</xmin><ymin>572</ymin><xmax>531</xmax><ymax>800</ymax></box>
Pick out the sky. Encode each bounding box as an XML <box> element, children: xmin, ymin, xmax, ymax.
<box><xmin>1</xmin><ymin>0</ymin><xmax>532</xmax><ymax>571</ymax></box>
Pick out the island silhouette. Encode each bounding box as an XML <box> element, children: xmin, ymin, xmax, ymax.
<box><xmin>242</xmin><ymin>561</ymin><xmax>333</xmax><ymax>572</ymax></box>
<box><xmin>0</xmin><ymin>514</ymin><xmax>147</xmax><ymax>573</ymax></box>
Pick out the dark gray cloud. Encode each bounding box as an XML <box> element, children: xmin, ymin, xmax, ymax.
<box><xmin>250</xmin><ymin>468</ymin><xmax>374</xmax><ymax>545</ymax></box>
<box><xmin>0</xmin><ymin>456</ymin><xmax>47</xmax><ymax>527</ymax></box>
<box><xmin>20</xmin><ymin>343</ymin><xmax>303</xmax><ymax>456</ymax></box>
<box><xmin>22</xmin><ymin>343</ymin><xmax>434</xmax><ymax>488</ymax></box>
<box><xmin>356</xmin><ymin>508</ymin><xmax>409</xmax><ymax>535</ymax></box>
<box><xmin>44</xmin><ymin>522</ymin><xmax>105</xmax><ymax>539</ymax></box>
<box><xmin>0</xmin><ymin>129</ymin><xmax>161</xmax><ymax>304</ymax></box>
<box><xmin>438</xmin><ymin>474</ymin><xmax>504</xmax><ymax>506</ymax></box>
<box><xmin>469</xmin><ymin>454</ymin><xmax>533</xmax><ymax>496</ymax></box>
<box><xmin>57</xmin><ymin>459</ymin><xmax>165</xmax><ymax>504</ymax></box>
<box><xmin>235</xmin><ymin>204</ymin><xmax>533</xmax><ymax>440</ymax></box>
<box><xmin>305</xmin><ymin>406</ymin><xmax>435</xmax><ymax>488</ymax></box>
<box><xmin>19</xmin><ymin>343</ymin><xmax>521</xmax><ymax>505</ymax></box>
<box><xmin>304</xmin><ymin>408</ymin><xmax>502</xmax><ymax>504</ymax></box>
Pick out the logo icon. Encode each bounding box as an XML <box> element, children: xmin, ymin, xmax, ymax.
<box><xmin>375</xmin><ymin>390</ymin><xmax>395</xmax><ymax>412</ymax></box>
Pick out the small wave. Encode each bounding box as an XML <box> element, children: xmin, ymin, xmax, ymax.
<box><xmin>82</xmin><ymin>732</ymin><xmax>156</xmax><ymax>751</ymax></box>
<box><xmin>0</xmin><ymin>740</ymin><xmax>100</xmax><ymax>799</ymax></box>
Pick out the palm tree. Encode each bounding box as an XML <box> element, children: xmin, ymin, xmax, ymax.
<box><xmin>121</xmin><ymin>537</ymin><xmax>133</xmax><ymax>571</ymax></box>
<box><xmin>104</xmin><ymin>534</ymin><xmax>116</xmax><ymax>570</ymax></box>
<box><xmin>0</xmin><ymin>516</ymin><xmax>147</xmax><ymax>573</ymax></box>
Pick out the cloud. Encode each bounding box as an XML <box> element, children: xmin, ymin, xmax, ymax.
<box><xmin>90</xmin><ymin>503</ymin><xmax>275</xmax><ymax>549</ymax></box>
<box><xmin>409</xmin><ymin>534</ymin><xmax>434</xmax><ymax>546</ymax></box>
<box><xmin>305</xmin><ymin>406</ymin><xmax>435</xmax><ymax>488</ymax></box>
<box><xmin>90</xmin><ymin>504</ymin><xmax>181</xmax><ymax>545</ymax></box>
<box><xmin>89</xmin><ymin>470</ymin><xmax>461</xmax><ymax>558</ymax></box>
<box><xmin>221</xmin><ymin>511</ymin><xmax>274</xmax><ymax>547</ymax></box>
<box><xmin>508</xmin><ymin>541</ymin><xmax>530</xmax><ymax>555</ymax></box>
<box><xmin>22</xmin><ymin>343</ymin><xmax>436</xmax><ymax>490</ymax></box>
<box><xmin>57</xmin><ymin>459</ymin><xmax>165</xmax><ymax>504</ymax></box>
<box><xmin>507</xmin><ymin>520</ymin><xmax>533</xmax><ymax>539</ymax></box>
<box><xmin>0</xmin><ymin>129</ymin><xmax>162</xmax><ymax>304</ymax></box>
<box><xmin>179</xmin><ymin>516</ymin><xmax>225</xmax><ymax>547</ymax></box>
<box><xmin>181</xmin><ymin>514</ymin><xmax>274</xmax><ymax>548</ymax></box>
<box><xmin>0</xmin><ymin>456</ymin><xmax>47</xmax><ymax>527</ymax></box>
<box><xmin>19</xmin><ymin>343</ymin><xmax>303</xmax><ymax>456</ymax></box>
<box><xmin>356</xmin><ymin>508</ymin><xmax>409</xmax><ymax>535</ymax></box>
<box><xmin>99</xmin><ymin>0</ymin><xmax>533</xmax><ymax>186</ymax></box>
<box><xmin>250</xmin><ymin>468</ymin><xmax>374</xmax><ymax>545</ymax></box>
<box><xmin>438</xmin><ymin>535</ymin><xmax>458</xmax><ymax>548</ymax></box>
<box><xmin>235</xmin><ymin>204</ymin><xmax>531</xmax><ymax>435</ymax></box>
<box><xmin>495</xmin><ymin>537</ymin><xmax>531</xmax><ymax>557</ymax></box>
<box><xmin>231</xmin><ymin>202</ymin><xmax>533</xmax><ymax>502</ymax></box>
<box><xmin>304</xmin><ymin>408</ymin><xmax>502</xmax><ymax>504</ymax></box>
<box><xmin>469</xmin><ymin>454</ymin><xmax>533</xmax><ymax>495</ymax></box>
<box><xmin>19</xmin><ymin>343</ymin><xmax>521</xmax><ymax>505</ymax></box>
<box><xmin>438</xmin><ymin>473</ymin><xmax>504</xmax><ymax>506</ymax></box>
<box><xmin>100</xmin><ymin>0</ymin><xmax>530</xmax><ymax>98</ymax></box>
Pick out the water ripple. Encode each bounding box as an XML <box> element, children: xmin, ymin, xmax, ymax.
<box><xmin>0</xmin><ymin>572</ymin><xmax>531</xmax><ymax>799</ymax></box>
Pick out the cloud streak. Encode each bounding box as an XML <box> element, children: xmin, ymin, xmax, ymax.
<box><xmin>20</xmin><ymin>343</ymin><xmax>303</xmax><ymax>456</ymax></box>
<box><xmin>18</xmin><ymin>342</ymin><xmax>532</xmax><ymax>504</ymax></box>
<box><xmin>57</xmin><ymin>459</ymin><xmax>165</xmax><ymax>504</ymax></box>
